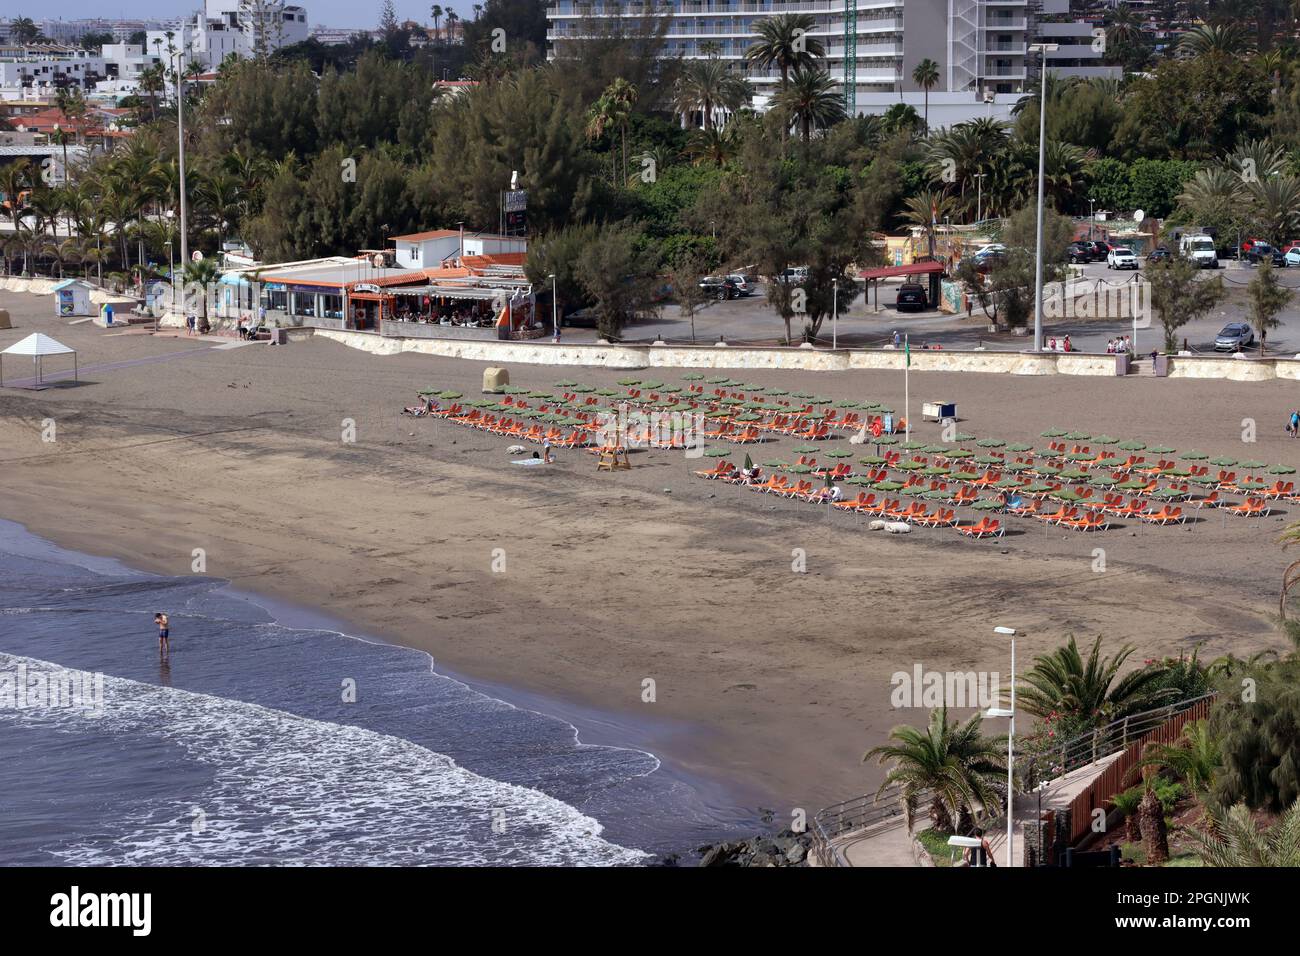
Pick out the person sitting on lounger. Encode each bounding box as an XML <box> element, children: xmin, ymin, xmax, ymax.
<box><xmin>828</xmin><ymin>484</ymin><xmax>844</xmax><ymax>502</ymax></box>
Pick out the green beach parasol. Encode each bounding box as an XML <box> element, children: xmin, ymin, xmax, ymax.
<box><xmin>1180</xmin><ymin>450</ymin><xmax>1209</xmax><ymax>460</ymax></box>
<box><xmin>1148</xmin><ymin>445</ymin><xmax>1176</xmax><ymax>455</ymax></box>
<box><xmin>793</xmin><ymin>445</ymin><xmax>820</xmax><ymax>454</ymax></box>
<box><xmin>825</xmin><ymin>449</ymin><xmax>854</xmax><ymax>458</ymax></box>
<box><xmin>1209</xmin><ymin>456</ymin><xmax>1238</xmax><ymax>467</ymax></box>
<box><xmin>1005</xmin><ymin>443</ymin><xmax>1034</xmax><ymax>452</ymax></box>
<box><xmin>858</xmin><ymin>455</ymin><xmax>887</xmax><ymax>465</ymax></box>
<box><xmin>1040</xmin><ymin>428</ymin><xmax>1068</xmax><ymax>437</ymax></box>
<box><xmin>1118</xmin><ymin>440</ymin><xmax>1147</xmax><ymax>451</ymax></box>
<box><xmin>972</xmin><ymin>498</ymin><xmax>1005</xmax><ymax>510</ymax></box>
<box><xmin>1092</xmin><ymin>435</ymin><xmax>1119</xmax><ymax>445</ymax></box>
<box><xmin>1269</xmin><ymin>465</ymin><xmax>1297</xmax><ymax>475</ymax></box>
<box><xmin>976</xmin><ymin>438</ymin><xmax>1006</xmax><ymax>448</ymax></box>
<box><xmin>873</xmin><ymin>480</ymin><xmax>905</xmax><ymax>492</ymax></box>
<box><xmin>1239</xmin><ymin>459</ymin><xmax>1267</xmax><ymax>470</ymax></box>
<box><xmin>703</xmin><ymin>449</ymin><xmax>731</xmax><ymax>458</ymax></box>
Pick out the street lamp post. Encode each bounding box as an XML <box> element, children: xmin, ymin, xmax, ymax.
<box><xmin>973</xmin><ymin>172</ymin><xmax>985</xmax><ymax>225</ymax></box>
<box><xmin>1088</xmin><ymin>197</ymin><xmax>1096</xmax><ymax>241</ymax></box>
<box><xmin>548</xmin><ymin>272</ymin><xmax>558</xmax><ymax>339</ymax></box>
<box><xmin>832</xmin><ymin>277</ymin><xmax>839</xmax><ymax>350</ymax></box>
<box><xmin>167</xmin><ymin>48</ymin><xmax>191</xmax><ymax>290</ymax></box>
<box><xmin>983</xmin><ymin>625</ymin><xmax>1018</xmax><ymax>868</ymax></box>
<box><xmin>1028</xmin><ymin>43</ymin><xmax>1058</xmax><ymax>353</ymax></box>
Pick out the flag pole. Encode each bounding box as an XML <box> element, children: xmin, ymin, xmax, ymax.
<box><xmin>904</xmin><ymin>333</ymin><xmax>910</xmax><ymax>444</ymax></box>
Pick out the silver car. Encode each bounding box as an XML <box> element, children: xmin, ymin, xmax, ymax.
<box><xmin>1214</xmin><ymin>323</ymin><xmax>1255</xmax><ymax>351</ymax></box>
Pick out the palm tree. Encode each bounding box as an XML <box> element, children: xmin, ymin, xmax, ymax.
<box><xmin>773</xmin><ymin>64</ymin><xmax>845</xmax><ymax>143</ymax></box>
<box><xmin>1018</xmin><ymin>635</ymin><xmax>1178</xmax><ymax>725</ymax></box>
<box><xmin>1229</xmin><ymin>137</ymin><xmax>1288</xmax><ymax>182</ymax></box>
<box><xmin>911</xmin><ymin>58</ymin><xmax>941</xmax><ymax>133</ymax></box>
<box><xmin>901</xmin><ymin>190</ymin><xmax>957</xmax><ymax>257</ymax></box>
<box><xmin>8</xmin><ymin>17</ymin><xmax>41</xmax><ymax>44</ymax></box>
<box><xmin>1184</xmin><ymin>800</ymin><xmax>1300</xmax><ymax>866</ymax></box>
<box><xmin>744</xmin><ymin>13</ymin><xmax>824</xmax><ymax>91</ymax></box>
<box><xmin>430</xmin><ymin>4</ymin><xmax>443</xmax><ymax>40</ymax></box>
<box><xmin>138</xmin><ymin>63</ymin><xmax>165</xmax><ymax>123</ymax></box>
<box><xmin>585</xmin><ymin>94</ymin><xmax>621</xmax><ymax>183</ymax></box>
<box><xmin>685</xmin><ymin>127</ymin><xmax>738</xmax><ymax>168</ymax></box>
<box><xmin>1105</xmin><ymin>4</ymin><xmax>1143</xmax><ymax>51</ymax></box>
<box><xmin>1</xmin><ymin>158</ymin><xmax>32</xmax><ymax>237</ymax></box>
<box><xmin>673</xmin><ymin>58</ymin><xmax>752</xmax><ymax>132</ymax></box>
<box><xmin>864</xmin><ymin>707</ymin><xmax>1006</xmax><ymax>834</ymax></box>
<box><xmin>445</xmin><ymin>10</ymin><xmax>459</xmax><ymax>40</ymax></box>
<box><xmin>1178</xmin><ymin>23</ymin><xmax>1254</xmax><ymax>58</ymax></box>
<box><xmin>1130</xmin><ymin>720</ymin><xmax>1222</xmax><ymax>794</ymax></box>
<box><xmin>1248</xmin><ymin>173</ymin><xmax>1300</xmax><ymax>245</ymax></box>
<box><xmin>1177</xmin><ymin>166</ymin><xmax>1247</xmax><ymax>222</ymax></box>
<box><xmin>604</xmin><ymin>78</ymin><xmax>639</xmax><ymax>185</ymax></box>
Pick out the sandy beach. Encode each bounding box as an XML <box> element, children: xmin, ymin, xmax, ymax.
<box><xmin>1</xmin><ymin>290</ymin><xmax>1294</xmax><ymax>824</ymax></box>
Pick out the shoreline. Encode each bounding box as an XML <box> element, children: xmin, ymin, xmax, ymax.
<box><xmin>0</xmin><ymin>516</ymin><xmax>765</xmax><ymax>858</ymax></box>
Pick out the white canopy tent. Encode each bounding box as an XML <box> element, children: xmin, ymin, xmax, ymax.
<box><xmin>0</xmin><ymin>333</ymin><xmax>78</xmax><ymax>388</ymax></box>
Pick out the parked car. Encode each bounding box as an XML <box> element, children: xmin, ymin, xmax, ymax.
<box><xmin>726</xmin><ymin>273</ymin><xmax>757</xmax><ymax>295</ymax></box>
<box><xmin>1247</xmin><ymin>244</ymin><xmax>1287</xmax><ymax>267</ymax></box>
<box><xmin>1106</xmin><ymin>247</ymin><xmax>1139</xmax><ymax>270</ymax></box>
<box><xmin>1084</xmin><ymin>240</ymin><xmax>1111</xmax><ymax>260</ymax></box>
<box><xmin>776</xmin><ymin>266</ymin><xmax>809</xmax><ymax>285</ymax></box>
<box><xmin>1285</xmin><ymin>247</ymin><xmax>1300</xmax><ymax>267</ymax></box>
<box><xmin>1067</xmin><ymin>242</ymin><xmax>1092</xmax><ymax>264</ymax></box>
<box><xmin>699</xmin><ymin>276</ymin><xmax>740</xmax><ymax>300</ymax></box>
<box><xmin>1214</xmin><ymin>322</ymin><xmax>1256</xmax><ymax>351</ymax></box>
<box><xmin>895</xmin><ymin>283</ymin><xmax>928</xmax><ymax>311</ymax></box>
<box><xmin>971</xmin><ymin>245</ymin><xmax>1007</xmax><ymax>273</ymax></box>
<box><xmin>1146</xmin><ymin>246</ymin><xmax>1171</xmax><ymax>263</ymax></box>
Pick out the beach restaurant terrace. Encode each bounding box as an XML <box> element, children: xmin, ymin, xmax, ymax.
<box><xmin>352</xmin><ymin>254</ymin><xmax>543</xmax><ymax>339</ymax></box>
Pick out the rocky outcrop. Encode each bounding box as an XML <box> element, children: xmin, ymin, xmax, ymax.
<box><xmin>687</xmin><ymin>828</ymin><xmax>815</xmax><ymax>867</ymax></box>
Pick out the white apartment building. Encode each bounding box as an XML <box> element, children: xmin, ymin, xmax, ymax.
<box><xmin>547</xmin><ymin>0</ymin><xmax>1117</xmax><ymax>125</ymax></box>
<box><xmin>146</xmin><ymin>2</ymin><xmax>310</xmax><ymax>71</ymax></box>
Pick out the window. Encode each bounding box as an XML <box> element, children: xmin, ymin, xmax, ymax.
<box><xmin>321</xmin><ymin>295</ymin><xmax>343</xmax><ymax>319</ymax></box>
<box><xmin>266</xmin><ymin>289</ymin><xmax>287</xmax><ymax>311</ymax></box>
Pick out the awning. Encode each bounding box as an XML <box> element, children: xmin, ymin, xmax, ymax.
<box><xmin>386</xmin><ymin>285</ymin><xmax>518</xmax><ymax>301</ymax></box>
<box><xmin>1</xmin><ymin>333</ymin><xmax>78</xmax><ymax>388</ymax></box>
<box><xmin>857</xmin><ymin>261</ymin><xmax>947</xmax><ymax>280</ymax></box>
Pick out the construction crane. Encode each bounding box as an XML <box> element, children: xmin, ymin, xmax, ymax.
<box><xmin>843</xmin><ymin>0</ymin><xmax>857</xmax><ymax>117</ymax></box>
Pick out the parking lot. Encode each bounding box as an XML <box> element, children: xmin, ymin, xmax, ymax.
<box><xmin>566</xmin><ymin>257</ymin><xmax>1300</xmax><ymax>355</ymax></box>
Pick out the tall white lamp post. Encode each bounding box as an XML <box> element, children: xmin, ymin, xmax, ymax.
<box><xmin>1027</xmin><ymin>43</ymin><xmax>1058</xmax><ymax>353</ymax></box>
<box><xmin>983</xmin><ymin>625</ymin><xmax>1017</xmax><ymax>868</ymax></box>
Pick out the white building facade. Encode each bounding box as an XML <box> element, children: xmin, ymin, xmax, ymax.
<box><xmin>547</xmin><ymin>0</ymin><xmax>1118</xmax><ymax>125</ymax></box>
<box><xmin>146</xmin><ymin>2</ymin><xmax>310</xmax><ymax>71</ymax></box>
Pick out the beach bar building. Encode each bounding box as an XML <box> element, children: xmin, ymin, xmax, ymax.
<box><xmin>216</xmin><ymin>233</ymin><xmax>538</xmax><ymax>339</ymax></box>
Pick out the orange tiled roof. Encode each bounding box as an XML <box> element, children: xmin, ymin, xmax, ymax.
<box><xmin>390</xmin><ymin>229</ymin><xmax>461</xmax><ymax>242</ymax></box>
<box><xmin>460</xmin><ymin>253</ymin><xmax>527</xmax><ymax>269</ymax></box>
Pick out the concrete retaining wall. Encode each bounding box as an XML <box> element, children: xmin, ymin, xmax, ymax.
<box><xmin>312</xmin><ymin>328</ymin><xmax>1127</xmax><ymax>376</ymax></box>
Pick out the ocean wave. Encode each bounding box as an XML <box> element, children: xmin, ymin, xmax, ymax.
<box><xmin>0</xmin><ymin>654</ymin><xmax>648</xmax><ymax>866</ymax></box>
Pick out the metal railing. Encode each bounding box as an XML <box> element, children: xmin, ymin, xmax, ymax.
<box><xmin>811</xmin><ymin>693</ymin><xmax>1215</xmax><ymax>866</ymax></box>
<box><xmin>811</xmin><ymin>782</ymin><xmax>914</xmax><ymax>866</ymax></box>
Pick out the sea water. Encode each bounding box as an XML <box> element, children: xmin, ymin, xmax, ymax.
<box><xmin>0</xmin><ymin>520</ymin><xmax>744</xmax><ymax>865</ymax></box>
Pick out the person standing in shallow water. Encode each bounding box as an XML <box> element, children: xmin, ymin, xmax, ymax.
<box><xmin>154</xmin><ymin>612</ymin><xmax>170</xmax><ymax>659</ymax></box>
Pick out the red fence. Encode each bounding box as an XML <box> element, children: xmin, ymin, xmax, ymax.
<box><xmin>1065</xmin><ymin>696</ymin><xmax>1214</xmax><ymax>845</ymax></box>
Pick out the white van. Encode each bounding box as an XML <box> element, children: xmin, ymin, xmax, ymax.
<box><xmin>1178</xmin><ymin>234</ymin><xmax>1219</xmax><ymax>269</ymax></box>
